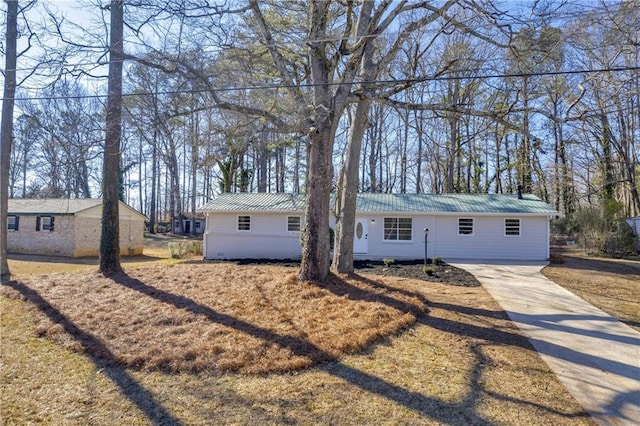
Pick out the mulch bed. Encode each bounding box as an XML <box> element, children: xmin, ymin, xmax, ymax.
<box><xmin>354</xmin><ymin>260</ymin><xmax>480</xmax><ymax>286</ymax></box>
<box><xmin>226</xmin><ymin>259</ymin><xmax>481</xmax><ymax>287</ymax></box>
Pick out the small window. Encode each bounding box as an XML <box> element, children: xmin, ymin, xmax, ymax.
<box><xmin>287</xmin><ymin>216</ymin><xmax>301</xmax><ymax>232</ymax></box>
<box><xmin>238</xmin><ymin>215</ymin><xmax>251</xmax><ymax>231</ymax></box>
<box><xmin>7</xmin><ymin>215</ymin><xmax>19</xmax><ymax>231</ymax></box>
<box><xmin>384</xmin><ymin>217</ymin><xmax>412</xmax><ymax>241</ymax></box>
<box><xmin>505</xmin><ymin>218</ymin><xmax>520</xmax><ymax>236</ymax></box>
<box><xmin>458</xmin><ymin>218</ymin><xmax>473</xmax><ymax>235</ymax></box>
<box><xmin>36</xmin><ymin>216</ymin><xmax>55</xmax><ymax>232</ymax></box>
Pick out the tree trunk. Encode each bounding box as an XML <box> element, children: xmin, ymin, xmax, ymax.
<box><xmin>149</xmin><ymin>121</ymin><xmax>158</xmax><ymax>233</ymax></box>
<box><xmin>332</xmin><ymin>98</ymin><xmax>371</xmax><ymax>274</ymax></box>
<box><xmin>330</xmin><ymin>1</ymin><xmax>376</xmax><ymax>274</ymax></box>
<box><xmin>99</xmin><ymin>0</ymin><xmax>124</xmax><ymax>275</ymax></box>
<box><xmin>0</xmin><ymin>0</ymin><xmax>18</xmax><ymax>283</ymax></box>
<box><xmin>299</xmin><ymin>126</ymin><xmax>333</xmax><ymax>282</ymax></box>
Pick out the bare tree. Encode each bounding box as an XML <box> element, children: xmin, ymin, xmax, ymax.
<box><xmin>0</xmin><ymin>0</ymin><xmax>18</xmax><ymax>282</ymax></box>
<box><xmin>99</xmin><ymin>0</ymin><xmax>124</xmax><ymax>274</ymax></box>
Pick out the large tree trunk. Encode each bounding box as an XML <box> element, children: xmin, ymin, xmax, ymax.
<box><xmin>298</xmin><ymin>1</ymin><xmax>335</xmax><ymax>283</ymax></box>
<box><xmin>299</xmin><ymin>126</ymin><xmax>333</xmax><ymax>282</ymax></box>
<box><xmin>0</xmin><ymin>0</ymin><xmax>18</xmax><ymax>283</ymax></box>
<box><xmin>331</xmin><ymin>1</ymin><xmax>376</xmax><ymax>274</ymax></box>
<box><xmin>332</xmin><ymin>98</ymin><xmax>371</xmax><ymax>274</ymax></box>
<box><xmin>99</xmin><ymin>0</ymin><xmax>124</xmax><ymax>274</ymax></box>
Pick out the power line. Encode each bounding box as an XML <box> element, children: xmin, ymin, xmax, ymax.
<box><xmin>4</xmin><ymin>65</ymin><xmax>639</xmax><ymax>102</ymax></box>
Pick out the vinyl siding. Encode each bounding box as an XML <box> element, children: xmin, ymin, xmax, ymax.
<box><xmin>205</xmin><ymin>212</ymin><xmax>550</xmax><ymax>261</ymax></box>
<box><xmin>357</xmin><ymin>215</ymin><xmax>549</xmax><ymax>261</ymax></box>
<box><xmin>431</xmin><ymin>216</ymin><xmax>548</xmax><ymax>260</ymax></box>
<box><xmin>204</xmin><ymin>212</ymin><xmax>302</xmax><ymax>259</ymax></box>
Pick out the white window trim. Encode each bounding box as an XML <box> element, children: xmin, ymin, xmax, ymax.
<box><xmin>504</xmin><ymin>218</ymin><xmax>521</xmax><ymax>237</ymax></box>
<box><xmin>286</xmin><ymin>215</ymin><xmax>301</xmax><ymax>232</ymax></box>
<box><xmin>237</xmin><ymin>215</ymin><xmax>251</xmax><ymax>232</ymax></box>
<box><xmin>37</xmin><ymin>215</ymin><xmax>54</xmax><ymax>232</ymax></box>
<box><xmin>383</xmin><ymin>217</ymin><xmax>413</xmax><ymax>242</ymax></box>
<box><xmin>458</xmin><ymin>217</ymin><xmax>474</xmax><ymax>236</ymax></box>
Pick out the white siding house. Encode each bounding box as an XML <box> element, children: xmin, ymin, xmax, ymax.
<box><xmin>198</xmin><ymin>193</ymin><xmax>559</xmax><ymax>261</ymax></box>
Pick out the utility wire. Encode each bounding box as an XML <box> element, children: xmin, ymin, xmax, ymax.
<box><xmin>3</xmin><ymin>65</ymin><xmax>639</xmax><ymax>102</ymax></box>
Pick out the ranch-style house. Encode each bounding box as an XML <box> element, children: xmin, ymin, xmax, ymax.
<box><xmin>198</xmin><ymin>192</ymin><xmax>559</xmax><ymax>261</ymax></box>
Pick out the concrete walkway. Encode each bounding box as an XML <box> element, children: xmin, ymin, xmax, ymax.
<box><xmin>450</xmin><ymin>260</ymin><xmax>640</xmax><ymax>425</ymax></box>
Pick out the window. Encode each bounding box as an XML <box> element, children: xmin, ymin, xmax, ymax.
<box><xmin>7</xmin><ymin>215</ymin><xmax>19</xmax><ymax>231</ymax></box>
<box><xmin>458</xmin><ymin>218</ymin><xmax>474</xmax><ymax>235</ymax></box>
<box><xmin>36</xmin><ymin>216</ymin><xmax>55</xmax><ymax>232</ymax></box>
<box><xmin>287</xmin><ymin>216</ymin><xmax>301</xmax><ymax>232</ymax></box>
<box><xmin>505</xmin><ymin>218</ymin><xmax>521</xmax><ymax>236</ymax></box>
<box><xmin>384</xmin><ymin>217</ymin><xmax>412</xmax><ymax>241</ymax></box>
<box><xmin>237</xmin><ymin>215</ymin><xmax>251</xmax><ymax>231</ymax></box>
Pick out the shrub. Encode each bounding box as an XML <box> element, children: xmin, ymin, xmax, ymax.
<box><xmin>433</xmin><ymin>256</ymin><xmax>442</xmax><ymax>266</ymax></box>
<box><xmin>168</xmin><ymin>241</ymin><xmax>202</xmax><ymax>259</ymax></box>
<box><xmin>422</xmin><ymin>266</ymin><xmax>434</xmax><ymax>276</ymax></box>
<box><xmin>382</xmin><ymin>258</ymin><xmax>395</xmax><ymax>267</ymax></box>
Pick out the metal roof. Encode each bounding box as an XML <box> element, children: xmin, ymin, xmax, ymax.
<box><xmin>198</xmin><ymin>193</ymin><xmax>307</xmax><ymax>212</ymax></box>
<box><xmin>199</xmin><ymin>192</ymin><xmax>558</xmax><ymax>215</ymax></box>
<box><xmin>354</xmin><ymin>193</ymin><xmax>558</xmax><ymax>214</ymax></box>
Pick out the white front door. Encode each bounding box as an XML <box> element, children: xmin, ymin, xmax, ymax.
<box><xmin>353</xmin><ymin>218</ymin><xmax>369</xmax><ymax>254</ymax></box>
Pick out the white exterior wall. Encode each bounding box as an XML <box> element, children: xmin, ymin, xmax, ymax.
<box><xmin>430</xmin><ymin>215</ymin><xmax>550</xmax><ymax>260</ymax></box>
<box><xmin>355</xmin><ymin>214</ymin><xmax>550</xmax><ymax>261</ymax></box>
<box><xmin>204</xmin><ymin>212</ymin><xmax>303</xmax><ymax>259</ymax></box>
<box><xmin>204</xmin><ymin>212</ymin><xmax>551</xmax><ymax>261</ymax></box>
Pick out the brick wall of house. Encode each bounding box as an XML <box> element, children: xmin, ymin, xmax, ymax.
<box><xmin>72</xmin><ymin>216</ymin><xmax>103</xmax><ymax>257</ymax></box>
<box><xmin>73</xmin><ymin>216</ymin><xmax>145</xmax><ymax>257</ymax></box>
<box><xmin>7</xmin><ymin>215</ymin><xmax>76</xmax><ymax>256</ymax></box>
<box><xmin>7</xmin><ymin>214</ymin><xmax>145</xmax><ymax>258</ymax></box>
<box><xmin>123</xmin><ymin>218</ymin><xmax>145</xmax><ymax>255</ymax></box>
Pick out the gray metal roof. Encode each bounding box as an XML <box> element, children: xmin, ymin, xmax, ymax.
<box><xmin>354</xmin><ymin>193</ymin><xmax>558</xmax><ymax>214</ymax></box>
<box><xmin>199</xmin><ymin>192</ymin><xmax>558</xmax><ymax>215</ymax></box>
<box><xmin>198</xmin><ymin>193</ymin><xmax>307</xmax><ymax>212</ymax></box>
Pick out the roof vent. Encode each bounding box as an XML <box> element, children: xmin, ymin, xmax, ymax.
<box><xmin>517</xmin><ymin>185</ymin><xmax>523</xmax><ymax>200</ymax></box>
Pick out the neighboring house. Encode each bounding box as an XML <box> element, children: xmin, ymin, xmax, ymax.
<box><xmin>627</xmin><ymin>217</ymin><xmax>640</xmax><ymax>253</ymax></box>
<box><xmin>6</xmin><ymin>198</ymin><xmax>147</xmax><ymax>257</ymax></box>
<box><xmin>173</xmin><ymin>214</ymin><xmax>206</xmax><ymax>236</ymax></box>
<box><xmin>626</xmin><ymin>217</ymin><xmax>640</xmax><ymax>237</ymax></box>
<box><xmin>197</xmin><ymin>192</ymin><xmax>559</xmax><ymax>261</ymax></box>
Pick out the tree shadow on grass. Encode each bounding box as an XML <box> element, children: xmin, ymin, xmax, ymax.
<box><xmin>3</xmin><ymin>280</ymin><xmax>182</xmax><ymax>425</ymax></box>
<box><xmin>8</xmin><ymin>253</ymin><xmax>166</xmax><ymax>266</ymax></box>
<box><xmin>553</xmin><ymin>253</ymin><xmax>640</xmax><ymax>276</ymax></box>
<box><xmin>4</xmin><ymin>272</ymin><xmax>593</xmax><ymax>424</ymax></box>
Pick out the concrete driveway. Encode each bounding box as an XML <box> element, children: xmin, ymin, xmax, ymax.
<box><xmin>450</xmin><ymin>260</ymin><xmax>640</xmax><ymax>425</ymax></box>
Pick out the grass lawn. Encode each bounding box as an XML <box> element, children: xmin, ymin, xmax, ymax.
<box><xmin>543</xmin><ymin>249</ymin><xmax>640</xmax><ymax>332</ymax></box>
<box><xmin>1</xmin><ymin>245</ymin><xmax>595</xmax><ymax>424</ymax></box>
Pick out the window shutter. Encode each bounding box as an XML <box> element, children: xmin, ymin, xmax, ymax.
<box><xmin>15</xmin><ymin>216</ymin><xmax>19</xmax><ymax>231</ymax></box>
<box><xmin>36</xmin><ymin>216</ymin><xmax>41</xmax><ymax>231</ymax></box>
<box><xmin>50</xmin><ymin>216</ymin><xmax>55</xmax><ymax>232</ymax></box>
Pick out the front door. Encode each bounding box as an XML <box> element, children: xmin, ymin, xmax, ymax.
<box><xmin>353</xmin><ymin>218</ymin><xmax>369</xmax><ymax>254</ymax></box>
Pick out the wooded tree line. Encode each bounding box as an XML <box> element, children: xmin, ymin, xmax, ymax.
<box><xmin>2</xmin><ymin>0</ymin><xmax>639</xmax><ymax>280</ymax></box>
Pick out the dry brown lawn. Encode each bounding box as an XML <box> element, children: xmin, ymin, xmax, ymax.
<box><xmin>543</xmin><ymin>249</ymin><xmax>640</xmax><ymax>332</ymax></box>
<box><xmin>0</xmin><ymin>256</ymin><xmax>594</xmax><ymax>425</ymax></box>
<box><xmin>3</xmin><ymin>264</ymin><xmax>425</xmax><ymax>374</ymax></box>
